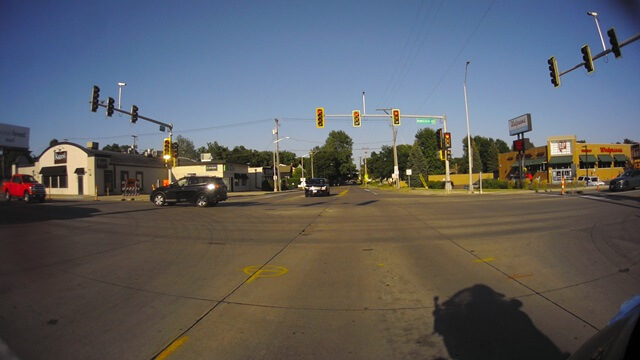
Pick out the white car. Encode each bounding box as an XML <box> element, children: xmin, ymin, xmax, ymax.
<box><xmin>577</xmin><ymin>176</ymin><xmax>605</xmax><ymax>186</ymax></box>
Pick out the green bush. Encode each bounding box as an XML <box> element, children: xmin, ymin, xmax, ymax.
<box><xmin>481</xmin><ymin>179</ymin><xmax>508</xmax><ymax>189</ymax></box>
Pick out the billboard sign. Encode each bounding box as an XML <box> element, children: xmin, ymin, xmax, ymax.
<box><xmin>0</xmin><ymin>123</ymin><xmax>30</xmax><ymax>150</ymax></box>
<box><xmin>508</xmin><ymin>114</ymin><xmax>532</xmax><ymax>136</ymax></box>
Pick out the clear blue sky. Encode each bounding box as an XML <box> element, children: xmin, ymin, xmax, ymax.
<box><xmin>2</xmin><ymin>0</ymin><xmax>639</xmax><ymax>163</ymax></box>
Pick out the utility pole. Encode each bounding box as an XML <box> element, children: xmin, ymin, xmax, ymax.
<box><xmin>273</xmin><ymin>119</ymin><xmax>280</xmax><ymax>192</ymax></box>
<box><xmin>131</xmin><ymin>135</ymin><xmax>138</xmax><ymax>153</ymax></box>
<box><xmin>310</xmin><ymin>151</ymin><xmax>314</xmax><ymax>178</ymax></box>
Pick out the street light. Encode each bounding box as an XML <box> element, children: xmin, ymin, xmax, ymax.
<box><xmin>117</xmin><ymin>82</ymin><xmax>126</xmax><ymax>110</ymax></box>
<box><xmin>587</xmin><ymin>12</ymin><xmax>608</xmax><ymax>53</ymax></box>
<box><xmin>464</xmin><ymin>61</ymin><xmax>473</xmax><ymax>193</ymax></box>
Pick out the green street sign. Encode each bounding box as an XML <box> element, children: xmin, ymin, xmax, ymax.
<box><xmin>416</xmin><ymin>118</ymin><xmax>437</xmax><ymax>124</ymax></box>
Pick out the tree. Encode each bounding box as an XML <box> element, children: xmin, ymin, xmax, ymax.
<box><xmin>102</xmin><ymin>143</ymin><xmax>123</xmax><ymax>152</ymax></box>
<box><xmin>367</xmin><ymin>146</ymin><xmax>394</xmax><ymax>180</ymax></box>
<box><xmin>460</xmin><ymin>136</ymin><xmax>484</xmax><ymax>174</ymax></box>
<box><xmin>175</xmin><ymin>135</ymin><xmax>197</xmax><ymax>160</ymax></box>
<box><xmin>406</xmin><ymin>140</ymin><xmax>429</xmax><ymax>187</ymax></box>
<box><xmin>313</xmin><ymin>130</ymin><xmax>356</xmax><ymax>184</ymax></box>
<box><xmin>495</xmin><ymin>139</ymin><xmax>510</xmax><ymax>153</ymax></box>
<box><xmin>49</xmin><ymin>139</ymin><xmax>59</xmax><ymax>147</ymax></box>
<box><xmin>415</xmin><ymin>128</ymin><xmax>444</xmax><ymax>175</ymax></box>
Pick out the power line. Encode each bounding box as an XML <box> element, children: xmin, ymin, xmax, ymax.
<box><xmin>417</xmin><ymin>0</ymin><xmax>496</xmax><ymax>112</ymax></box>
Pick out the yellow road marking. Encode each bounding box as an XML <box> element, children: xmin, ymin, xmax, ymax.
<box><xmin>508</xmin><ymin>273</ymin><xmax>533</xmax><ymax>280</ymax></box>
<box><xmin>338</xmin><ymin>190</ymin><xmax>349</xmax><ymax>197</ymax></box>
<box><xmin>473</xmin><ymin>257</ymin><xmax>495</xmax><ymax>263</ymax></box>
<box><xmin>155</xmin><ymin>336</ymin><xmax>188</xmax><ymax>360</ymax></box>
<box><xmin>377</xmin><ymin>263</ymin><xmax>385</xmax><ymax>267</ymax></box>
<box><xmin>241</xmin><ymin>265</ymin><xmax>288</xmax><ymax>283</ymax></box>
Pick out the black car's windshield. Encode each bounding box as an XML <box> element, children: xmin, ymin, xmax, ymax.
<box><xmin>307</xmin><ymin>178</ymin><xmax>326</xmax><ymax>185</ymax></box>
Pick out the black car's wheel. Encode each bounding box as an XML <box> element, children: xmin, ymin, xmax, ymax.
<box><xmin>153</xmin><ymin>193</ymin><xmax>166</xmax><ymax>206</ymax></box>
<box><xmin>5</xmin><ymin>191</ymin><xmax>10</xmax><ymax>202</ymax></box>
<box><xmin>195</xmin><ymin>193</ymin><xmax>209</xmax><ymax>207</ymax></box>
<box><xmin>23</xmin><ymin>192</ymin><xmax>31</xmax><ymax>203</ymax></box>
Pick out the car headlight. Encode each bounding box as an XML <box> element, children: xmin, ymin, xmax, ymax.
<box><xmin>207</xmin><ymin>184</ymin><xmax>216</xmax><ymax>190</ymax></box>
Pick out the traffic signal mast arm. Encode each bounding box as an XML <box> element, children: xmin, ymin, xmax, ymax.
<box><xmin>555</xmin><ymin>31</ymin><xmax>640</xmax><ymax>79</ymax></box>
<box><xmin>91</xmin><ymin>101</ymin><xmax>173</xmax><ymax>131</ymax></box>
<box><xmin>324</xmin><ymin>113</ymin><xmax>445</xmax><ymax>119</ymax></box>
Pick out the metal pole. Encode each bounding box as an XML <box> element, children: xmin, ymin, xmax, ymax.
<box><xmin>464</xmin><ymin>61</ymin><xmax>473</xmax><ymax>193</ymax></box>
<box><xmin>275</xmin><ymin>119</ymin><xmax>281</xmax><ymax>192</ymax></box>
<box><xmin>443</xmin><ymin>115</ymin><xmax>451</xmax><ymax>194</ymax></box>
<box><xmin>362</xmin><ymin>92</ymin><xmax>366</xmax><ymax>117</ymax></box>
<box><xmin>393</xmin><ymin>126</ymin><xmax>399</xmax><ymax>189</ymax></box>
<box><xmin>588</xmin><ymin>13</ymin><xmax>608</xmax><ymax>52</ymax></box>
<box><xmin>310</xmin><ymin>151</ymin><xmax>314</xmax><ymax>178</ymax></box>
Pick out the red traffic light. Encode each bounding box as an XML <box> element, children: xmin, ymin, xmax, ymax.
<box><xmin>392</xmin><ymin>109</ymin><xmax>400</xmax><ymax>126</ymax></box>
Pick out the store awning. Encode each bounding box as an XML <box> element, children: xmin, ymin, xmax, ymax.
<box><xmin>530</xmin><ymin>158</ymin><xmax>546</xmax><ymax>165</ymax></box>
<box><xmin>74</xmin><ymin>167</ymin><xmax>85</xmax><ymax>175</ymax></box>
<box><xmin>597</xmin><ymin>154</ymin><xmax>613</xmax><ymax>162</ymax></box>
<box><xmin>548</xmin><ymin>156</ymin><xmax>573</xmax><ymax>165</ymax></box>
<box><xmin>614</xmin><ymin>154</ymin><xmax>628</xmax><ymax>162</ymax></box>
<box><xmin>579</xmin><ymin>154</ymin><xmax>597</xmax><ymax>163</ymax></box>
<box><xmin>39</xmin><ymin>165</ymin><xmax>67</xmax><ymax>176</ymax></box>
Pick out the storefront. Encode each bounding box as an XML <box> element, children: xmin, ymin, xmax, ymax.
<box><xmin>499</xmin><ymin>135</ymin><xmax>632</xmax><ymax>184</ymax></box>
<box><xmin>15</xmin><ymin>142</ymin><xmax>167</xmax><ymax>196</ymax></box>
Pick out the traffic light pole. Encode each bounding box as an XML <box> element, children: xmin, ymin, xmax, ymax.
<box><xmin>442</xmin><ymin>115</ymin><xmax>452</xmax><ymax>194</ymax></box>
<box><xmin>557</xmin><ymin>32</ymin><xmax>640</xmax><ymax>78</ymax></box>
<box><xmin>93</xmin><ymin>102</ymin><xmax>174</xmax><ymax>132</ymax></box>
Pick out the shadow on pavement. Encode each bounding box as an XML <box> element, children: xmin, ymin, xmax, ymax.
<box><xmin>433</xmin><ymin>284</ymin><xmax>570</xmax><ymax>360</ymax></box>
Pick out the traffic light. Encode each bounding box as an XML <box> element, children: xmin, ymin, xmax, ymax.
<box><xmin>316</xmin><ymin>108</ymin><xmax>325</xmax><ymax>128</ymax></box>
<box><xmin>106</xmin><ymin>97</ymin><xmax>115</xmax><ymax>117</ymax></box>
<box><xmin>436</xmin><ymin>128</ymin><xmax>443</xmax><ymax>150</ymax></box>
<box><xmin>172</xmin><ymin>142</ymin><xmax>179</xmax><ymax>159</ymax></box>
<box><xmin>352</xmin><ymin>110</ymin><xmax>361</xmax><ymax>127</ymax></box>
<box><xmin>446</xmin><ymin>149</ymin><xmax>452</xmax><ymax>161</ymax></box>
<box><xmin>581</xmin><ymin>45</ymin><xmax>594</xmax><ymax>73</ymax></box>
<box><xmin>392</xmin><ymin>109</ymin><xmax>400</xmax><ymax>126</ymax></box>
<box><xmin>163</xmin><ymin>138</ymin><xmax>171</xmax><ymax>160</ymax></box>
<box><xmin>130</xmin><ymin>105</ymin><xmax>138</xmax><ymax>123</ymax></box>
<box><xmin>607</xmin><ymin>28</ymin><xmax>622</xmax><ymax>58</ymax></box>
<box><xmin>91</xmin><ymin>85</ymin><xmax>100</xmax><ymax>112</ymax></box>
<box><xmin>444</xmin><ymin>132</ymin><xmax>451</xmax><ymax>149</ymax></box>
<box><xmin>547</xmin><ymin>56</ymin><xmax>561</xmax><ymax>88</ymax></box>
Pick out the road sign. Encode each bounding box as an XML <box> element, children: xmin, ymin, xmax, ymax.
<box><xmin>416</xmin><ymin>118</ymin><xmax>437</xmax><ymax>124</ymax></box>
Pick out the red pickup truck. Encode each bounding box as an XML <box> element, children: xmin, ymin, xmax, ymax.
<box><xmin>2</xmin><ymin>174</ymin><xmax>47</xmax><ymax>203</ymax></box>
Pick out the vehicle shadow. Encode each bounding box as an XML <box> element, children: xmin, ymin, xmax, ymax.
<box><xmin>432</xmin><ymin>284</ymin><xmax>570</xmax><ymax>360</ymax></box>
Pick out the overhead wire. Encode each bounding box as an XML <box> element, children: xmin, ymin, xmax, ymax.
<box><xmin>417</xmin><ymin>0</ymin><xmax>496</xmax><ymax>112</ymax></box>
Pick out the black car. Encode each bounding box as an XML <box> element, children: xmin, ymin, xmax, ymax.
<box><xmin>150</xmin><ymin>176</ymin><xmax>228</xmax><ymax>207</ymax></box>
<box><xmin>609</xmin><ymin>169</ymin><xmax>640</xmax><ymax>192</ymax></box>
<box><xmin>304</xmin><ymin>178</ymin><xmax>330</xmax><ymax>197</ymax></box>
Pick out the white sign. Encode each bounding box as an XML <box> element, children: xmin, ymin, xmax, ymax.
<box><xmin>0</xmin><ymin>123</ymin><xmax>30</xmax><ymax>149</ymax></box>
<box><xmin>508</xmin><ymin>114</ymin><xmax>532</xmax><ymax>136</ymax></box>
<box><xmin>550</xmin><ymin>139</ymin><xmax>573</xmax><ymax>156</ymax></box>
<box><xmin>406</xmin><ymin>169</ymin><xmax>412</xmax><ymax>176</ymax></box>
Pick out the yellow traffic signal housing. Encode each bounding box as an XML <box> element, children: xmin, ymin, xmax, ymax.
<box><xmin>352</xmin><ymin>110</ymin><xmax>361</xmax><ymax>127</ymax></box>
<box><xmin>444</xmin><ymin>132</ymin><xmax>451</xmax><ymax>148</ymax></box>
<box><xmin>439</xmin><ymin>150</ymin><xmax>445</xmax><ymax>161</ymax></box>
<box><xmin>436</xmin><ymin>128</ymin><xmax>443</xmax><ymax>150</ymax></box>
<box><xmin>392</xmin><ymin>109</ymin><xmax>400</xmax><ymax>126</ymax></box>
<box><xmin>163</xmin><ymin>138</ymin><xmax>172</xmax><ymax>160</ymax></box>
<box><xmin>316</xmin><ymin>108</ymin><xmax>325</xmax><ymax>128</ymax></box>
<box><xmin>581</xmin><ymin>45</ymin><xmax>594</xmax><ymax>73</ymax></box>
<box><xmin>106</xmin><ymin>97</ymin><xmax>115</xmax><ymax>117</ymax></box>
<box><xmin>547</xmin><ymin>56</ymin><xmax>561</xmax><ymax>88</ymax></box>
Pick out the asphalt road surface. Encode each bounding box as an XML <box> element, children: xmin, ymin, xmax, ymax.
<box><xmin>1</xmin><ymin>186</ymin><xmax>639</xmax><ymax>359</ymax></box>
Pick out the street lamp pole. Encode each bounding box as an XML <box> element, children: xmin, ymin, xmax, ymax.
<box><xmin>587</xmin><ymin>12</ymin><xmax>608</xmax><ymax>53</ymax></box>
<box><xmin>464</xmin><ymin>61</ymin><xmax>473</xmax><ymax>193</ymax></box>
<box><xmin>117</xmin><ymin>82</ymin><xmax>126</xmax><ymax>110</ymax></box>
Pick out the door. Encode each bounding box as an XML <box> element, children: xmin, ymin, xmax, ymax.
<box><xmin>104</xmin><ymin>170</ymin><xmax>114</xmax><ymax>194</ymax></box>
<box><xmin>77</xmin><ymin>175</ymin><xmax>84</xmax><ymax>195</ymax></box>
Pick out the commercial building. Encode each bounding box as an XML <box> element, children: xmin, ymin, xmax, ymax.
<box><xmin>14</xmin><ymin>142</ymin><xmax>167</xmax><ymax>196</ymax></box>
<box><xmin>499</xmin><ymin>135</ymin><xmax>633</xmax><ymax>184</ymax></box>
